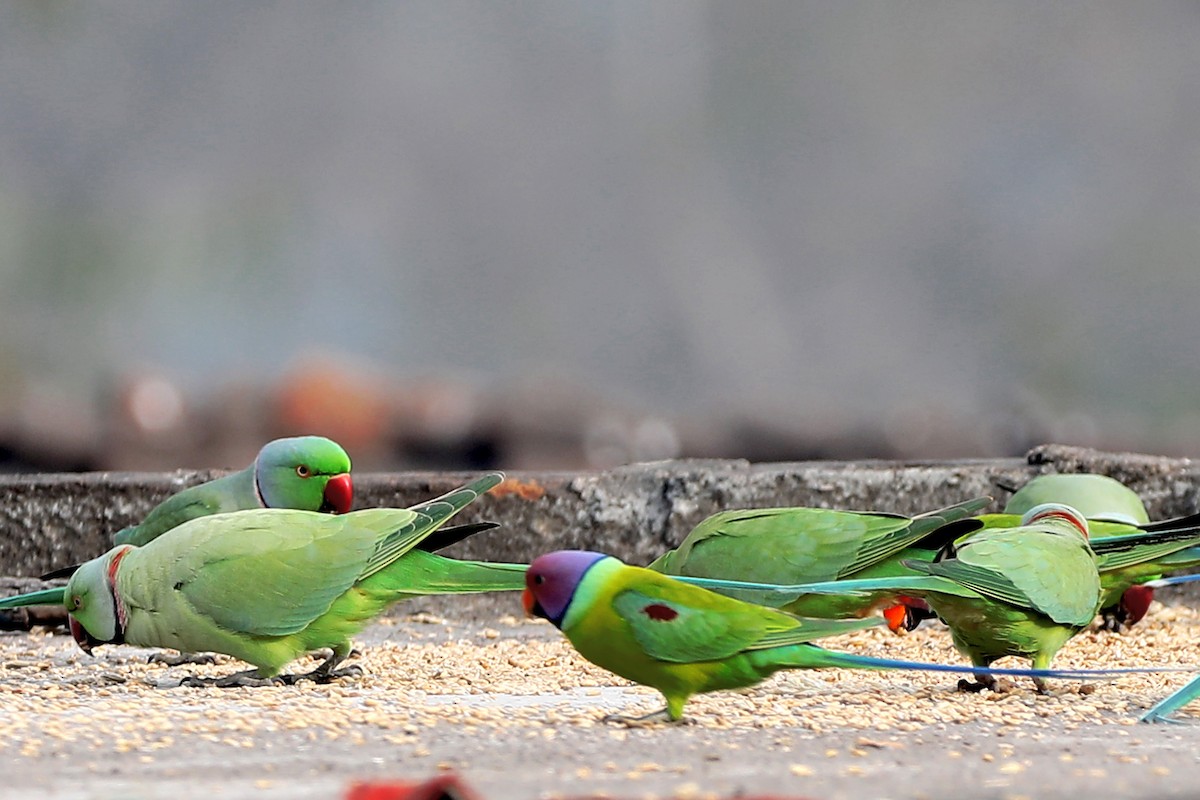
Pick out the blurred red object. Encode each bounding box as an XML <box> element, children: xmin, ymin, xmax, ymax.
<box><xmin>345</xmin><ymin>774</ymin><xmax>483</xmax><ymax>800</ymax></box>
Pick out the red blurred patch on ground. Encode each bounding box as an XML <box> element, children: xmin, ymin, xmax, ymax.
<box><xmin>345</xmin><ymin>774</ymin><xmax>483</xmax><ymax>800</ymax></box>
<box><xmin>345</xmin><ymin>776</ymin><xmax>815</xmax><ymax>800</ymax></box>
<box><xmin>489</xmin><ymin>478</ymin><xmax>546</xmax><ymax>501</ymax></box>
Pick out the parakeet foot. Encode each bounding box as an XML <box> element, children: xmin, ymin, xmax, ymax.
<box><xmin>178</xmin><ymin>670</ymin><xmax>278</xmax><ymax>688</ymax></box>
<box><xmin>149</xmin><ymin>651</ymin><xmax>217</xmax><ymax>667</ymax></box>
<box><xmin>956</xmin><ymin>673</ymin><xmax>1001</xmax><ymax>693</ymax></box>
<box><xmin>276</xmin><ymin>665</ymin><xmax>364</xmax><ymax>685</ymax></box>
<box><xmin>600</xmin><ymin>708</ymin><xmax>684</xmax><ymax>727</ymax></box>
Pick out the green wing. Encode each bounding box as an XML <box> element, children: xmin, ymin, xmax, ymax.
<box><xmin>1093</xmin><ymin>528</ymin><xmax>1200</xmax><ymax>571</ymax></box>
<box><xmin>976</xmin><ymin>513</ymin><xmax>1139</xmax><ymax>540</ymax></box>
<box><xmin>911</xmin><ymin>528</ymin><xmax>1099</xmax><ymax>625</ymax></box>
<box><xmin>359</xmin><ymin>472</ymin><xmax>503</xmax><ymax>580</ymax></box>
<box><xmin>115</xmin><ymin>470</ymin><xmax>256</xmax><ymax>546</ymax></box>
<box><xmin>610</xmin><ymin>577</ymin><xmax>879</xmax><ymax>664</ymax></box>
<box><xmin>163</xmin><ymin>511</ymin><xmax>381</xmax><ymax>637</ymax></box>
<box><xmin>661</xmin><ymin>498</ymin><xmax>992</xmax><ymax>583</ymax></box>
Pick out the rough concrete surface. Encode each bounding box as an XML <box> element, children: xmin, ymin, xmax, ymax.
<box><xmin>3</xmin><ymin>444</ymin><xmax>1200</xmax><ymax>799</ymax></box>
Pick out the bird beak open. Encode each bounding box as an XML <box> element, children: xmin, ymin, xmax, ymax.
<box><xmin>69</xmin><ymin>617</ymin><xmax>98</xmax><ymax>655</ymax></box>
<box><xmin>321</xmin><ymin>473</ymin><xmax>354</xmax><ymax>514</ymax></box>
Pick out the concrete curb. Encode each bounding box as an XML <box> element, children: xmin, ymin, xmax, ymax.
<box><xmin>1</xmin><ymin>443</ymin><xmax>1196</xmax><ymax>580</ymax></box>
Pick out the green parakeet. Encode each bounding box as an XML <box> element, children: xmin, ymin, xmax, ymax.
<box><xmin>679</xmin><ymin>504</ymin><xmax>1102</xmax><ymax>693</ymax></box>
<box><xmin>647</xmin><ymin>497</ymin><xmax>991</xmax><ymax>626</ymax></box>
<box><xmin>525</xmin><ymin>549</ymin><xmax>1170</xmax><ymax>723</ymax></box>
<box><xmin>112</xmin><ymin>435</ymin><xmax>355</xmax><ymax>547</ymax></box>
<box><xmin>62</xmin><ymin>472</ymin><xmax>525</xmax><ymax>687</ymax></box>
<box><xmin>978</xmin><ymin>473</ymin><xmax>1200</xmax><ymax>630</ymax></box>
<box><xmin>1002</xmin><ymin>473</ymin><xmax>1150</xmax><ymax>526</ymax></box>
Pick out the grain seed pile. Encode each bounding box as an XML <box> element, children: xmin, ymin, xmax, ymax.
<box><xmin>2</xmin><ymin>446</ymin><xmax>1200</xmax><ymax>756</ymax></box>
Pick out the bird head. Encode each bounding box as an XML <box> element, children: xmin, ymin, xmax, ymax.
<box><xmin>882</xmin><ymin>596</ymin><xmax>937</xmax><ymax>634</ymax></box>
<box><xmin>255</xmin><ymin>435</ymin><xmax>354</xmax><ymax>514</ymax></box>
<box><xmin>1020</xmin><ymin>503</ymin><xmax>1089</xmax><ymax>540</ymax></box>
<box><xmin>523</xmin><ymin>550</ymin><xmax>609</xmax><ymax>628</ymax></box>
<box><xmin>65</xmin><ymin>547</ymin><xmax>132</xmax><ymax>655</ymax></box>
<box><xmin>1119</xmin><ymin>585</ymin><xmax>1155</xmax><ymax>627</ymax></box>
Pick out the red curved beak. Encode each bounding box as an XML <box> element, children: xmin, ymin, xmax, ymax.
<box><xmin>522</xmin><ymin>588</ymin><xmax>536</xmax><ymax>618</ymax></box>
<box><xmin>882</xmin><ymin>603</ymin><xmax>908</xmax><ymax>634</ymax></box>
<box><xmin>322</xmin><ymin>473</ymin><xmax>354</xmax><ymax>514</ymax></box>
<box><xmin>69</xmin><ymin>617</ymin><xmax>94</xmax><ymax>655</ymax></box>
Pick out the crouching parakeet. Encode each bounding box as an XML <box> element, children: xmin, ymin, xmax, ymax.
<box><xmin>647</xmin><ymin>496</ymin><xmax>991</xmax><ymax>626</ymax></box>
<box><xmin>113</xmin><ymin>434</ymin><xmax>355</xmax><ymax>547</ymax></box>
<box><xmin>1002</xmin><ymin>473</ymin><xmax>1150</xmax><ymax>526</ymax></box>
<box><xmin>988</xmin><ymin>473</ymin><xmax>1200</xmax><ymax>630</ymax></box>
<box><xmin>525</xmin><ymin>549</ymin><xmax>1173</xmax><ymax>724</ymax></box>
<box><xmin>678</xmin><ymin>504</ymin><xmax>1103</xmax><ymax>694</ymax></box>
<box><xmin>61</xmin><ymin>472</ymin><xmax>526</xmax><ymax>687</ymax></box>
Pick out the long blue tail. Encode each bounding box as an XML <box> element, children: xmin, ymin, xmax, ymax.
<box><xmin>1140</xmin><ymin>675</ymin><xmax>1200</xmax><ymax>723</ymax></box>
<box><xmin>1143</xmin><ymin>572</ymin><xmax>1200</xmax><ymax>589</ymax></box>
<box><xmin>811</xmin><ymin>647</ymin><xmax>1196</xmax><ymax>680</ymax></box>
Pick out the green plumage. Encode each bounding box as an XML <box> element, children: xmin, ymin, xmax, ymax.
<box><xmin>113</xmin><ymin>435</ymin><xmax>352</xmax><ymax>546</ymax></box>
<box><xmin>697</xmin><ymin>508</ymin><xmax>1104</xmax><ymax>691</ymax></box>
<box><xmin>648</xmin><ymin>497</ymin><xmax>990</xmax><ymax>619</ymax></box>
<box><xmin>1003</xmin><ymin>473</ymin><xmax>1150</xmax><ymax>525</ymax></box>
<box><xmin>559</xmin><ymin>558</ymin><xmax>885</xmax><ymax>720</ymax></box>
<box><xmin>67</xmin><ymin>473</ymin><xmax>525</xmax><ymax>683</ymax></box>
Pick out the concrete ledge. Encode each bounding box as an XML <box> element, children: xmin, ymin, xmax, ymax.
<box><xmin>1</xmin><ymin>443</ymin><xmax>1197</xmax><ymax>581</ymax></box>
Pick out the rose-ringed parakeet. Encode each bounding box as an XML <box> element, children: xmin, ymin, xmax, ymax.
<box><xmin>525</xmin><ymin>549</ymin><xmax>1172</xmax><ymax>724</ymax></box>
<box><xmin>978</xmin><ymin>473</ymin><xmax>1200</xmax><ymax>630</ymax></box>
<box><xmin>646</xmin><ymin>497</ymin><xmax>991</xmax><ymax>626</ymax></box>
<box><xmin>1001</xmin><ymin>473</ymin><xmax>1150</xmax><ymax>526</ymax></box>
<box><xmin>680</xmin><ymin>504</ymin><xmax>1103</xmax><ymax>694</ymax></box>
<box><xmin>113</xmin><ymin>435</ymin><xmax>355</xmax><ymax>547</ymax></box>
<box><xmin>61</xmin><ymin>472</ymin><xmax>526</xmax><ymax>687</ymax></box>
<box><xmin>0</xmin><ymin>435</ymin><xmax>358</xmax><ymax>637</ymax></box>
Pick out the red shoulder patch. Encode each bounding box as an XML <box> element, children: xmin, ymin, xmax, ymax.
<box><xmin>643</xmin><ymin>603</ymin><xmax>678</xmax><ymax>621</ymax></box>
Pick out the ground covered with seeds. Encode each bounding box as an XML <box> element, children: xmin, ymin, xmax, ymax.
<box><xmin>4</xmin><ymin>603</ymin><xmax>1200</xmax><ymax>799</ymax></box>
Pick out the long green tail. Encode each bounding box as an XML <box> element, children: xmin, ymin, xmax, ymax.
<box><xmin>0</xmin><ymin>587</ymin><xmax>67</xmax><ymax>610</ymax></box>
<box><xmin>368</xmin><ymin>550</ymin><xmax>528</xmax><ymax>596</ymax></box>
<box><xmin>1141</xmin><ymin>675</ymin><xmax>1200</xmax><ymax>723</ymax></box>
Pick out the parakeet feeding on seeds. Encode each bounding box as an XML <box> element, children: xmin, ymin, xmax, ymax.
<box><xmin>61</xmin><ymin>472</ymin><xmax>525</xmax><ymax>687</ymax></box>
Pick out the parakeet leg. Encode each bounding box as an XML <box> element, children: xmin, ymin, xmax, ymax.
<box><xmin>276</xmin><ymin>644</ymin><xmax>362</xmax><ymax>685</ymax></box>
<box><xmin>600</xmin><ymin>708</ymin><xmax>683</xmax><ymax>727</ymax></box>
<box><xmin>956</xmin><ymin>661</ymin><xmax>998</xmax><ymax>693</ymax></box>
<box><xmin>178</xmin><ymin>669</ymin><xmax>279</xmax><ymax>688</ymax></box>
<box><xmin>1031</xmin><ymin>653</ymin><xmax>1055</xmax><ymax>694</ymax></box>
<box><xmin>148</xmin><ymin>651</ymin><xmax>217</xmax><ymax>667</ymax></box>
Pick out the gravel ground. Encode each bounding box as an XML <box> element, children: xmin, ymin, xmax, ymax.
<box><xmin>3</xmin><ymin>602</ymin><xmax>1200</xmax><ymax>800</ymax></box>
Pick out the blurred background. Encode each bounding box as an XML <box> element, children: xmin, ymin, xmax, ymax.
<box><xmin>1</xmin><ymin>3</ymin><xmax>1199</xmax><ymax>473</ymax></box>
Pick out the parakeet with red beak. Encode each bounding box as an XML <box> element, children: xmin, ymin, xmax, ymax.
<box><xmin>524</xmin><ymin>546</ymin><xmax>1162</xmax><ymax>723</ymax></box>
<box><xmin>113</xmin><ymin>435</ymin><xmax>354</xmax><ymax>547</ymax></box>
<box><xmin>62</xmin><ymin>472</ymin><xmax>525</xmax><ymax>686</ymax></box>
<box><xmin>990</xmin><ymin>473</ymin><xmax>1200</xmax><ymax>630</ymax></box>
<box><xmin>646</xmin><ymin>497</ymin><xmax>990</xmax><ymax>626</ymax></box>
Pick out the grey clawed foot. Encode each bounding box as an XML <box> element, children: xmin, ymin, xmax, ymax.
<box><xmin>600</xmin><ymin>708</ymin><xmax>680</xmax><ymax>727</ymax></box>
<box><xmin>149</xmin><ymin>652</ymin><xmax>217</xmax><ymax>667</ymax></box>
<box><xmin>275</xmin><ymin>664</ymin><xmax>364</xmax><ymax>686</ymax></box>
<box><xmin>178</xmin><ymin>670</ymin><xmax>278</xmax><ymax>688</ymax></box>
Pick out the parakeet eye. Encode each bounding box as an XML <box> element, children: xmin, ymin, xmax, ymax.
<box><xmin>296</xmin><ymin>465</ymin><xmax>311</xmax><ymax>478</ymax></box>
<box><xmin>69</xmin><ymin>595</ymin><xmax>82</xmax><ymax>610</ymax></box>
<box><xmin>534</xmin><ymin>574</ymin><xmax>545</xmax><ymax>585</ymax></box>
